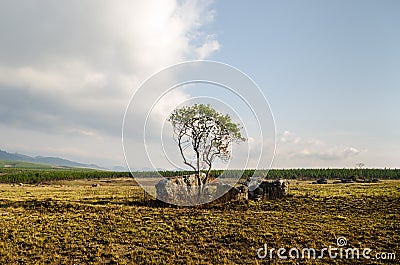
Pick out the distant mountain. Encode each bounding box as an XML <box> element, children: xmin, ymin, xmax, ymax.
<box><xmin>111</xmin><ymin>166</ymin><xmax>128</xmax><ymax>172</ymax></box>
<box><xmin>0</xmin><ymin>149</ymin><xmax>104</xmax><ymax>169</ymax></box>
<box><xmin>134</xmin><ymin>167</ymin><xmax>167</xmax><ymax>172</ymax></box>
<box><xmin>0</xmin><ymin>150</ymin><xmax>33</xmax><ymax>162</ymax></box>
<box><xmin>110</xmin><ymin>166</ymin><xmax>170</xmax><ymax>172</ymax></box>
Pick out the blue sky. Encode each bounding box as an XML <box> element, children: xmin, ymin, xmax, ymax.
<box><xmin>0</xmin><ymin>0</ymin><xmax>398</xmax><ymax>169</ymax></box>
<box><xmin>209</xmin><ymin>0</ymin><xmax>400</xmax><ymax>168</ymax></box>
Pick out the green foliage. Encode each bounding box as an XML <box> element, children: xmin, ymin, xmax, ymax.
<box><xmin>0</xmin><ymin>169</ymin><xmax>131</xmax><ymax>184</ymax></box>
<box><xmin>1</xmin><ymin>168</ymin><xmax>400</xmax><ymax>184</ymax></box>
<box><xmin>169</xmin><ymin>104</ymin><xmax>245</xmax><ymax>142</ymax></box>
<box><xmin>159</xmin><ymin>168</ymin><xmax>400</xmax><ymax>181</ymax></box>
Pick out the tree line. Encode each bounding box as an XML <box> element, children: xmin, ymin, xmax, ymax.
<box><xmin>0</xmin><ymin>168</ymin><xmax>399</xmax><ymax>184</ymax></box>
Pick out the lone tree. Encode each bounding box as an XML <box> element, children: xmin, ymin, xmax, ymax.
<box><xmin>168</xmin><ymin>104</ymin><xmax>246</xmax><ymax>186</ymax></box>
<box><xmin>356</xmin><ymin>163</ymin><xmax>365</xmax><ymax>179</ymax></box>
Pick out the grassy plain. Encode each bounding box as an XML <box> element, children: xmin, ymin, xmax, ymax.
<box><xmin>0</xmin><ymin>179</ymin><xmax>398</xmax><ymax>264</ymax></box>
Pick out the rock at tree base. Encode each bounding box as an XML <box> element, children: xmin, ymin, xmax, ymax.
<box><xmin>155</xmin><ymin>173</ymin><xmax>210</xmax><ymax>205</ymax></box>
<box><xmin>156</xmin><ymin>176</ymin><xmax>289</xmax><ymax>204</ymax></box>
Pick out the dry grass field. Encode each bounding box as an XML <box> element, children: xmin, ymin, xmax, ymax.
<box><xmin>0</xmin><ymin>179</ymin><xmax>398</xmax><ymax>264</ymax></box>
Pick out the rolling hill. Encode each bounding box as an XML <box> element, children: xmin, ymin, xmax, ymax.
<box><xmin>0</xmin><ymin>149</ymin><xmax>103</xmax><ymax>169</ymax></box>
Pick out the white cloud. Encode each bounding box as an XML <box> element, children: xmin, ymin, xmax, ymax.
<box><xmin>276</xmin><ymin>131</ymin><xmax>360</xmax><ymax>165</ymax></box>
<box><xmin>195</xmin><ymin>38</ymin><xmax>220</xmax><ymax>59</ymax></box>
<box><xmin>0</xmin><ymin>0</ymin><xmax>219</xmax><ymax>167</ymax></box>
<box><xmin>279</xmin><ymin>130</ymin><xmax>302</xmax><ymax>144</ymax></box>
<box><xmin>292</xmin><ymin>146</ymin><xmax>360</xmax><ymax>161</ymax></box>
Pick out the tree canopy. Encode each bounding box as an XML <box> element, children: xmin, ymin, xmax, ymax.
<box><xmin>168</xmin><ymin>104</ymin><xmax>246</xmax><ymax>185</ymax></box>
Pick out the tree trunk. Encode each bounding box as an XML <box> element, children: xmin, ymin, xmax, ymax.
<box><xmin>205</xmin><ymin>163</ymin><xmax>212</xmax><ymax>185</ymax></box>
<box><xmin>196</xmin><ymin>150</ymin><xmax>201</xmax><ymax>186</ymax></box>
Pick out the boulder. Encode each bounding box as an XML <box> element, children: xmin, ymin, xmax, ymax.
<box><xmin>316</xmin><ymin>178</ymin><xmax>328</xmax><ymax>184</ymax></box>
<box><xmin>341</xmin><ymin>178</ymin><xmax>354</xmax><ymax>183</ymax></box>
<box><xmin>155</xmin><ymin>173</ymin><xmax>209</xmax><ymax>205</ymax></box>
<box><xmin>248</xmin><ymin>179</ymin><xmax>289</xmax><ymax>200</ymax></box>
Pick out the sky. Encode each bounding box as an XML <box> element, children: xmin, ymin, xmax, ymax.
<box><xmin>0</xmin><ymin>0</ymin><xmax>399</xmax><ymax>169</ymax></box>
